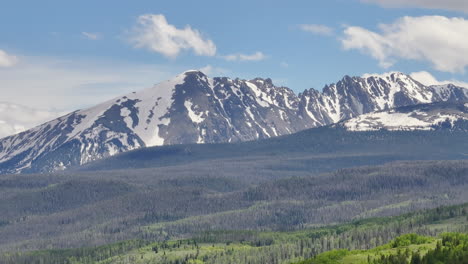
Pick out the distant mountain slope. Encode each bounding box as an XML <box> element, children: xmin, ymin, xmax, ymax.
<box><xmin>79</xmin><ymin>115</ymin><xmax>468</xmax><ymax>174</ymax></box>
<box><xmin>341</xmin><ymin>101</ymin><xmax>468</xmax><ymax>131</ymax></box>
<box><xmin>301</xmin><ymin>72</ymin><xmax>468</xmax><ymax>124</ymax></box>
<box><xmin>1</xmin><ymin>71</ymin><xmax>467</xmax><ymax>174</ymax></box>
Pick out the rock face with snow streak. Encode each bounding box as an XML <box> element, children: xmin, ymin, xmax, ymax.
<box><xmin>300</xmin><ymin>72</ymin><xmax>468</xmax><ymax>126</ymax></box>
<box><xmin>0</xmin><ymin>71</ymin><xmax>467</xmax><ymax>174</ymax></box>
<box><xmin>341</xmin><ymin>101</ymin><xmax>468</xmax><ymax>131</ymax></box>
<box><xmin>0</xmin><ymin>71</ymin><xmax>311</xmax><ymax>174</ymax></box>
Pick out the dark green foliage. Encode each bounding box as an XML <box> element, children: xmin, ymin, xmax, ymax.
<box><xmin>2</xmin><ymin>204</ymin><xmax>467</xmax><ymax>264</ymax></box>
<box><xmin>390</xmin><ymin>234</ymin><xmax>431</xmax><ymax>248</ymax></box>
<box><xmin>0</xmin><ymin>160</ymin><xmax>467</xmax><ymax>252</ymax></box>
<box><xmin>297</xmin><ymin>249</ymin><xmax>350</xmax><ymax>264</ymax></box>
<box><xmin>371</xmin><ymin>233</ymin><xmax>468</xmax><ymax>264</ymax></box>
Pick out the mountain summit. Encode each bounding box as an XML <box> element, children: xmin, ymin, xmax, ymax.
<box><xmin>0</xmin><ymin>71</ymin><xmax>467</xmax><ymax>174</ymax></box>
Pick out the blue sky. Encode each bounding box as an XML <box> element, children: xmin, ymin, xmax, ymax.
<box><xmin>1</xmin><ymin>0</ymin><xmax>468</xmax><ymax>112</ymax></box>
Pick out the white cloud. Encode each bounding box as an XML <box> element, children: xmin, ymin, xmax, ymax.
<box><xmin>130</xmin><ymin>14</ymin><xmax>216</xmax><ymax>58</ymax></box>
<box><xmin>280</xmin><ymin>62</ymin><xmax>289</xmax><ymax>68</ymax></box>
<box><xmin>271</xmin><ymin>78</ymin><xmax>288</xmax><ymax>86</ymax></box>
<box><xmin>197</xmin><ymin>65</ymin><xmax>229</xmax><ymax>76</ymax></box>
<box><xmin>299</xmin><ymin>24</ymin><xmax>334</xmax><ymax>36</ymax></box>
<box><xmin>0</xmin><ymin>55</ymin><xmax>178</xmax><ymax>111</ymax></box>
<box><xmin>82</xmin><ymin>32</ymin><xmax>100</xmax><ymax>40</ymax></box>
<box><xmin>222</xmin><ymin>52</ymin><xmax>267</xmax><ymax>62</ymax></box>
<box><xmin>0</xmin><ymin>50</ymin><xmax>18</xmax><ymax>67</ymax></box>
<box><xmin>361</xmin><ymin>0</ymin><xmax>468</xmax><ymax>13</ymax></box>
<box><xmin>0</xmin><ymin>103</ymin><xmax>66</xmax><ymax>139</ymax></box>
<box><xmin>341</xmin><ymin>16</ymin><xmax>468</xmax><ymax>73</ymax></box>
<box><xmin>410</xmin><ymin>71</ymin><xmax>468</xmax><ymax>88</ymax></box>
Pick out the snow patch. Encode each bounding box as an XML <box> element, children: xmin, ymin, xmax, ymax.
<box><xmin>245</xmin><ymin>81</ymin><xmax>273</xmax><ymax>107</ymax></box>
<box><xmin>120</xmin><ymin>108</ymin><xmax>133</xmax><ymax>128</ymax></box>
<box><xmin>185</xmin><ymin>100</ymin><xmax>205</xmax><ymax>124</ymax></box>
<box><xmin>344</xmin><ymin>108</ymin><xmax>468</xmax><ymax>132</ymax></box>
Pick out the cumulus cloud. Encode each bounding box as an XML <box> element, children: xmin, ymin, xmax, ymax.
<box><xmin>341</xmin><ymin>16</ymin><xmax>468</xmax><ymax>73</ymax></box>
<box><xmin>0</xmin><ymin>50</ymin><xmax>18</xmax><ymax>67</ymax></box>
<box><xmin>361</xmin><ymin>0</ymin><xmax>468</xmax><ymax>13</ymax></box>
<box><xmin>130</xmin><ymin>14</ymin><xmax>216</xmax><ymax>58</ymax></box>
<box><xmin>299</xmin><ymin>24</ymin><xmax>334</xmax><ymax>36</ymax></box>
<box><xmin>0</xmin><ymin>103</ymin><xmax>66</xmax><ymax>138</ymax></box>
<box><xmin>129</xmin><ymin>14</ymin><xmax>264</xmax><ymax>62</ymax></box>
<box><xmin>221</xmin><ymin>52</ymin><xmax>267</xmax><ymax>62</ymax></box>
<box><xmin>410</xmin><ymin>71</ymin><xmax>468</xmax><ymax>88</ymax></box>
<box><xmin>82</xmin><ymin>32</ymin><xmax>100</xmax><ymax>40</ymax></box>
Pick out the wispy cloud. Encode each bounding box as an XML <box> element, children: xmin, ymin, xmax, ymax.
<box><xmin>299</xmin><ymin>24</ymin><xmax>334</xmax><ymax>36</ymax></box>
<box><xmin>221</xmin><ymin>51</ymin><xmax>267</xmax><ymax>62</ymax></box>
<box><xmin>129</xmin><ymin>14</ymin><xmax>216</xmax><ymax>58</ymax></box>
<box><xmin>198</xmin><ymin>65</ymin><xmax>229</xmax><ymax>76</ymax></box>
<box><xmin>410</xmin><ymin>71</ymin><xmax>468</xmax><ymax>88</ymax></box>
<box><xmin>361</xmin><ymin>0</ymin><xmax>468</xmax><ymax>13</ymax></box>
<box><xmin>0</xmin><ymin>55</ymin><xmax>179</xmax><ymax>111</ymax></box>
<box><xmin>82</xmin><ymin>32</ymin><xmax>101</xmax><ymax>40</ymax></box>
<box><xmin>0</xmin><ymin>103</ymin><xmax>66</xmax><ymax>139</ymax></box>
<box><xmin>341</xmin><ymin>16</ymin><xmax>468</xmax><ymax>72</ymax></box>
<box><xmin>0</xmin><ymin>50</ymin><xmax>18</xmax><ymax>67</ymax></box>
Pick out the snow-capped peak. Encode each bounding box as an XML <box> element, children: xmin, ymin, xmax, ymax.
<box><xmin>182</xmin><ymin>69</ymin><xmax>204</xmax><ymax>75</ymax></box>
<box><xmin>362</xmin><ymin>71</ymin><xmax>407</xmax><ymax>79</ymax></box>
<box><xmin>1</xmin><ymin>71</ymin><xmax>467</xmax><ymax>174</ymax></box>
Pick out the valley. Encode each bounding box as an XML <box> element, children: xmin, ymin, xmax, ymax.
<box><xmin>0</xmin><ymin>71</ymin><xmax>467</xmax><ymax>263</ymax></box>
<box><xmin>3</xmin><ymin>2</ymin><xmax>468</xmax><ymax>263</ymax></box>
<box><xmin>1</xmin><ymin>71</ymin><xmax>467</xmax><ymax>174</ymax></box>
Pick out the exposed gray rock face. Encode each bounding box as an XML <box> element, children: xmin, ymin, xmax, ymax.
<box><xmin>1</xmin><ymin>71</ymin><xmax>467</xmax><ymax>174</ymax></box>
<box><xmin>300</xmin><ymin>72</ymin><xmax>468</xmax><ymax>125</ymax></box>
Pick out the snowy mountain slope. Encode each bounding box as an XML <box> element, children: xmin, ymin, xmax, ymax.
<box><xmin>342</xmin><ymin>101</ymin><xmax>468</xmax><ymax>131</ymax></box>
<box><xmin>0</xmin><ymin>71</ymin><xmax>467</xmax><ymax>174</ymax></box>
<box><xmin>0</xmin><ymin>74</ymin><xmax>186</xmax><ymax>174</ymax></box>
<box><xmin>430</xmin><ymin>83</ymin><xmax>468</xmax><ymax>101</ymax></box>
<box><xmin>300</xmin><ymin>72</ymin><xmax>468</xmax><ymax>125</ymax></box>
<box><xmin>0</xmin><ymin>71</ymin><xmax>313</xmax><ymax>174</ymax></box>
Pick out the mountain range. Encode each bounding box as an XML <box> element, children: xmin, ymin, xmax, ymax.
<box><xmin>0</xmin><ymin>70</ymin><xmax>467</xmax><ymax>174</ymax></box>
<box><xmin>341</xmin><ymin>101</ymin><xmax>468</xmax><ymax>131</ymax></box>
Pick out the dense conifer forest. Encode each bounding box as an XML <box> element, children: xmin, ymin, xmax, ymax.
<box><xmin>2</xmin><ymin>0</ymin><xmax>468</xmax><ymax>263</ymax></box>
<box><xmin>1</xmin><ymin>128</ymin><xmax>467</xmax><ymax>263</ymax></box>
<box><xmin>1</xmin><ymin>203</ymin><xmax>466</xmax><ymax>263</ymax></box>
<box><xmin>0</xmin><ymin>160</ymin><xmax>467</xmax><ymax>252</ymax></box>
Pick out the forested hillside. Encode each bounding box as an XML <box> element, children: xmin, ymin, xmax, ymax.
<box><xmin>3</xmin><ymin>2</ymin><xmax>468</xmax><ymax>264</ymax></box>
<box><xmin>80</xmin><ymin>127</ymin><xmax>468</xmax><ymax>174</ymax></box>
<box><xmin>2</xmin><ymin>203</ymin><xmax>466</xmax><ymax>264</ymax></box>
<box><xmin>0</xmin><ymin>160</ymin><xmax>467</xmax><ymax>252</ymax></box>
<box><xmin>296</xmin><ymin>232</ymin><xmax>468</xmax><ymax>264</ymax></box>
